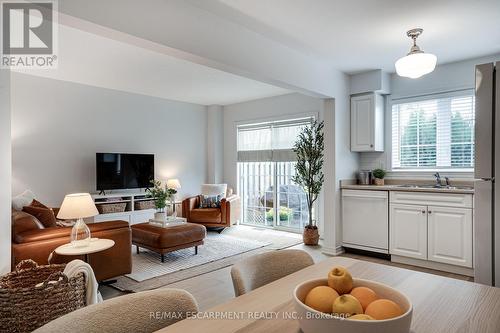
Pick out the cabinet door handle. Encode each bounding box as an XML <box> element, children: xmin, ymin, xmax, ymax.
<box><xmin>428</xmin><ymin>211</ymin><xmax>432</xmax><ymax>214</ymax></box>
<box><xmin>370</xmin><ymin>144</ymin><xmax>374</xmax><ymax>148</ymax></box>
<box><xmin>421</xmin><ymin>210</ymin><xmax>426</xmax><ymax>214</ymax></box>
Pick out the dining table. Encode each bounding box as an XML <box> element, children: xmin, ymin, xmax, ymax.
<box><xmin>158</xmin><ymin>256</ymin><xmax>500</xmax><ymax>333</ymax></box>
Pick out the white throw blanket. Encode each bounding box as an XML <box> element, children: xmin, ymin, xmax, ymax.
<box><xmin>63</xmin><ymin>259</ymin><xmax>103</xmax><ymax>305</ymax></box>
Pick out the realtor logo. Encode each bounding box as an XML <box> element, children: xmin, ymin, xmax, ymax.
<box><xmin>1</xmin><ymin>0</ymin><xmax>58</xmax><ymax>68</ymax></box>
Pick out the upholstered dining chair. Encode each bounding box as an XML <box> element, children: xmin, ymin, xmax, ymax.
<box><xmin>230</xmin><ymin>249</ymin><xmax>315</xmax><ymax>297</ymax></box>
<box><xmin>34</xmin><ymin>289</ymin><xmax>198</xmax><ymax>333</ymax></box>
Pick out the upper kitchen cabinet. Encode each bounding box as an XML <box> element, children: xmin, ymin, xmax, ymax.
<box><xmin>350</xmin><ymin>93</ymin><xmax>384</xmax><ymax>152</ymax></box>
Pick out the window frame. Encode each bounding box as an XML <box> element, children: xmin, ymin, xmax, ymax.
<box><xmin>235</xmin><ymin>112</ymin><xmax>321</xmax><ymax>233</ymax></box>
<box><xmin>389</xmin><ymin>89</ymin><xmax>475</xmax><ymax>172</ymax></box>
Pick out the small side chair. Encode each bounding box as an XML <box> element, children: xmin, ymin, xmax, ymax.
<box><xmin>34</xmin><ymin>288</ymin><xmax>198</xmax><ymax>333</ymax></box>
<box><xmin>230</xmin><ymin>249</ymin><xmax>314</xmax><ymax>297</ymax></box>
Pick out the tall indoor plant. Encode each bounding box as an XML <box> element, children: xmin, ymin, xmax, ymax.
<box><xmin>292</xmin><ymin>120</ymin><xmax>325</xmax><ymax>245</ymax></box>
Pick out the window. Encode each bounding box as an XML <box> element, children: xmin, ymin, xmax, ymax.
<box><xmin>391</xmin><ymin>91</ymin><xmax>475</xmax><ymax>170</ymax></box>
<box><xmin>237</xmin><ymin>117</ymin><xmax>313</xmax><ymax>232</ymax></box>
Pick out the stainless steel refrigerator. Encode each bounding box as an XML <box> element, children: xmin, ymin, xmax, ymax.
<box><xmin>474</xmin><ymin>62</ymin><xmax>500</xmax><ymax>286</ymax></box>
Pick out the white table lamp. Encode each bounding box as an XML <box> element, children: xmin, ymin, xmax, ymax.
<box><xmin>166</xmin><ymin>179</ymin><xmax>181</xmax><ymax>190</ymax></box>
<box><xmin>57</xmin><ymin>193</ymin><xmax>99</xmax><ymax>247</ymax></box>
<box><xmin>166</xmin><ymin>179</ymin><xmax>181</xmax><ymax>217</ymax></box>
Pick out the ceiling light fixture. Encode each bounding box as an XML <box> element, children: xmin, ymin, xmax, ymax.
<box><xmin>395</xmin><ymin>28</ymin><xmax>437</xmax><ymax>79</ymax></box>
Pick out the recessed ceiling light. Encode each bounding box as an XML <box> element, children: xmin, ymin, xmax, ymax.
<box><xmin>395</xmin><ymin>28</ymin><xmax>437</xmax><ymax>79</ymax></box>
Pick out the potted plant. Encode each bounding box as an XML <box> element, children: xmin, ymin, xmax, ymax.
<box><xmin>292</xmin><ymin>120</ymin><xmax>325</xmax><ymax>246</ymax></box>
<box><xmin>372</xmin><ymin>168</ymin><xmax>386</xmax><ymax>186</ymax></box>
<box><xmin>150</xmin><ymin>180</ymin><xmax>169</xmax><ymax>221</ymax></box>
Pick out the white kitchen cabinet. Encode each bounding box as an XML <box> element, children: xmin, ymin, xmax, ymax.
<box><xmin>389</xmin><ymin>191</ymin><xmax>474</xmax><ymax>271</ymax></box>
<box><xmin>342</xmin><ymin>190</ymin><xmax>388</xmax><ymax>253</ymax></box>
<box><xmin>390</xmin><ymin>204</ymin><xmax>428</xmax><ymax>260</ymax></box>
<box><xmin>350</xmin><ymin>93</ymin><xmax>384</xmax><ymax>152</ymax></box>
<box><xmin>427</xmin><ymin>206</ymin><xmax>473</xmax><ymax>267</ymax></box>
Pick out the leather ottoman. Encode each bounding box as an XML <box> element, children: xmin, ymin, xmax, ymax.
<box><xmin>131</xmin><ymin>222</ymin><xmax>206</xmax><ymax>262</ymax></box>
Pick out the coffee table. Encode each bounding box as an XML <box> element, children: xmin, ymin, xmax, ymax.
<box><xmin>131</xmin><ymin>222</ymin><xmax>206</xmax><ymax>262</ymax></box>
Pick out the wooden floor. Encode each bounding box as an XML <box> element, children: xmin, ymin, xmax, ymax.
<box><xmin>100</xmin><ymin>241</ymin><xmax>473</xmax><ymax>311</ymax></box>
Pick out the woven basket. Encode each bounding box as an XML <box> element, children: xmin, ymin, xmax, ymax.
<box><xmin>135</xmin><ymin>200</ymin><xmax>155</xmax><ymax>210</ymax></box>
<box><xmin>97</xmin><ymin>202</ymin><xmax>127</xmax><ymax>214</ymax></box>
<box><xmin>0</xmin><ymin>260</ymin><xmax>86</xmax><ymax>333</ymax></box>
<box><xmin>303</xmin><ymin>227</ymin><xmax>320</xmax><ymax>246</ymax></box>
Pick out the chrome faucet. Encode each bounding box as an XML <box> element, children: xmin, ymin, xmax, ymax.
<box><xmin>445</xmin><ymin>177</ymin><xmax>451</xmax><ymax>186</ymax></box>
<box><xmin>434</xmin><ymin>172</ymin><xmax>442</xmax><ymax>187</ymax></box>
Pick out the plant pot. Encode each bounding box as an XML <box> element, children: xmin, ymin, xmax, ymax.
<box><xmin>154</xmin><ymin>211</ymin><xmax>166</xmax><ymax>222</ymax></box>
<box><xmin>303</xmin><ymin>226</ymin><xmax>319</xmax><ymax>246</ymax></box>
<box><xmin>374</xmin><ymin>178</ymin><xmax>385</xmax><ymax>186</ymax></box>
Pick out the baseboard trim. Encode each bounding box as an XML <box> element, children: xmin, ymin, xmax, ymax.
<box><xmin>342</xmin><ymin>243</ymin><xmax>389</xmax><ymax>254</ymax></box>
<box><xmin>322</xmin><ymin>245</ymin><xmax>344</xmax><ymax>256</ymax></box>
<box><xmin>391</xmin><ymin>255</ymin><xmax>474</xmax><ymax>277</ymax></box>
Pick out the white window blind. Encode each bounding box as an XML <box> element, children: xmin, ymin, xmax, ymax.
<box><xmin>237</xmin><ymin>117</ymin><xmax>312</xmax><ymax>162</ymax></box>
<box><xmin>392</xmin><ymin>91</ymin><xmax>475</xmax><ymax>169</ymax></box>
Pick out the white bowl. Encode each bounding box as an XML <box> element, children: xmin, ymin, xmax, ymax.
<box><xmin>293</xmin><ymin>278</ymin><xmax>413</xmax><ymax>333</ymax></box>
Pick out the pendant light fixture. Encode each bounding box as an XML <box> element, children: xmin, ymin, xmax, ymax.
<box><xmin>395</xmin><ymin>28</ymin><xmax>437</xmax><ymax>79</ymax></box>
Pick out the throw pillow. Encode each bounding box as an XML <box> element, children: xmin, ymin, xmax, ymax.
<box><xmin>201</xmin><ymin>184</ymin><xmax>227</xmax><ymax>198</ymax></box>
<box><xmin>22</xmin><ymin>205</ymin><xmax>57</xmax><ymax>228</ymax></box>
<box><xmin>30</xmin><ymin>199</ymin><xmax>49</xmax><ymax>209</ymax></box>
<box><xmin>12</xmin><ymin>190</ymin><xmax>36</xmax><ymax>211</ymax></box>
<box><xmin>199</xmin><ymin>194</ymin><xmax>223</xmax><ymax>208</ymax></box>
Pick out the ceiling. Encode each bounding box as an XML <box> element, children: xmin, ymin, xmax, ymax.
<box><xmin>13</xmin><ymin>20</ymin><xmax>291</xmax><ymax>106</ymax></box>
<box><xmin>192</xmin><ymin>0</ymin><xmax>500</xmax><ymax>73</ymax></box>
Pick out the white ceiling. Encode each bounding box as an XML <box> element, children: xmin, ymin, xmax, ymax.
<box><xmin>192</xmin><ymin>0</ymin><xmax>500</xmax><ymax>73</ymax></box>
<box><xmin>13</xmin><ymin>21</ymin><xmax>291</xmax><ymax>106</ymax></box>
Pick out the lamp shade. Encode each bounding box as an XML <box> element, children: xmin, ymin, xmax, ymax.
<box><xmin>166</xmin><ymin>179</ymin><xmax>181</xmax><ymax>190</ymax></box>
<box><xmin>57</xmin><ymin>193</ymin><xmax>99</xmax><ymax>219</ymax></box>
<box><xmin>395</xmin><ymin>52</ymin><xmax>437</xmax><ymax>79</ymax></box>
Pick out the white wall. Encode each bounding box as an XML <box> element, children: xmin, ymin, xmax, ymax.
<box><xmin>207</xmin><ymin>105</ymin><xmax>224</xmax><ymax>183</ymax></box>
<box><xmin>360</xmin><ymin>53</ymin><xmax>500</xmax><ymax>178</ymax></box>
<box><xmin>333</xmin><ymin>72</ymin><xmax>359</xmax><ymax>251</ymax></box>
<box><xmin>391</xmin><ymin>53</ymin><xmax>500</xmax><ymax>99</ymax></box>
<box><xmin>0</xmin><ymin>69</ymin><xmax>11</xmax><ymax>274</ymax></box>
<box><xmin>11</xmin><ymin>73</ymin><xmax>207</xmax><ymax>207</ymax></box>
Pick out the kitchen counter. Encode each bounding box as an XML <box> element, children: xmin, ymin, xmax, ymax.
<box><xmin>341</xmin><ymin>183</ymin><xmax>474</xmax><ymax>194</ymax></box>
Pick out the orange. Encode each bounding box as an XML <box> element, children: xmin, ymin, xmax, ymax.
<box><xmin>350</xmin><ymin>286</ymin><xmax>378</xmax><ymax>311</ymax></box>
<box><xmin>304</xmin><ymin>286</ymin><xmax>339</xmax><ymax>314</ymax></box>
<box><xmin>365</xmin><ymin>299</ymin><xmax>403</xmax><ymax>320</ymax></box>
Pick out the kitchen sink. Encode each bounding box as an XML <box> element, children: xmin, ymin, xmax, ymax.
<box><xmin>396</xmin><ymin>184</ymin><xmax>473</xmax><ymax>190</ymax></box>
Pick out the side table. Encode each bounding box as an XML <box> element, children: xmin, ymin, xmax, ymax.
<box><xmin>54</xmin><ymin>238</ymin><xmax>115</xmax><ymax>263</ymax></box>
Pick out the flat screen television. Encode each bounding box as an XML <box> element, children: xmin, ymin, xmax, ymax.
<box><xmin>96</xmin><ymin>153</ymin><xmax>154</xmax><ymax>191</ymax></box>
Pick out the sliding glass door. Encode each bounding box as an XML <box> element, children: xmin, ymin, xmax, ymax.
<box><xmin>237</xmin><ymin>118</ymin><xmax>312</xmax><ymax>232</ymax></box>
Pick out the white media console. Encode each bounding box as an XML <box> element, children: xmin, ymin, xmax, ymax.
<box><xmin>89</xmin><ymin>192</ymin><xmax>156</xmax><ymax>225</ymax></box>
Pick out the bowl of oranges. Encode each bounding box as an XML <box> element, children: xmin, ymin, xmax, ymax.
<box><xmin>293</xmin><ymin>266</ymin><xmax>412</xmax><ymax>333</ymax></box>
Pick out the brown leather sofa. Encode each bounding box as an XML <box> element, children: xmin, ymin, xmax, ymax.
<box><xmin>11</xmin><ymin>210</ymin><xmax>132</xmax><ymax>281</ymax></box>
<box><xmin>182</xmin><ymin>194</ymin><xmax>240</xmax><ymax>228</ymax></box>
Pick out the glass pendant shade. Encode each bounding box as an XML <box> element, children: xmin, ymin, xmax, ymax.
<box><xmin>395</xmin><ymin>28</ymin><xmax>437</xmax><ymax>79</ymax></box>
<box><xmin>395</xmin><ymin>52</ymin><xmax>437</xmax><ymax>79</ymax></box>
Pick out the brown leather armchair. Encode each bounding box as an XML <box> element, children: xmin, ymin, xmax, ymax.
<box><xmin>11</xmin><ymin>210</ymin><xmax>132</xmax><ymax>281</ymax></box>
<box><xmin>182</xmin><ymin>194</ymin><xmax>240</xmax><ymax>228</ymax></box>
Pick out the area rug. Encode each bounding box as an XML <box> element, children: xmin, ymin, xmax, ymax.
<box><xmin>126</xmin><ymin>233</ymin><xmax>269</xmax><ymax>282</ymax></box>
<box><xmin>110</xmin><ymin>226</ymin><xmax>303</xmax><ymax>292</ymax></box>
<box><xmin>222</xmin><ymin>225</ymin><xmax>303</xmax><ymax>249</ymax></box>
